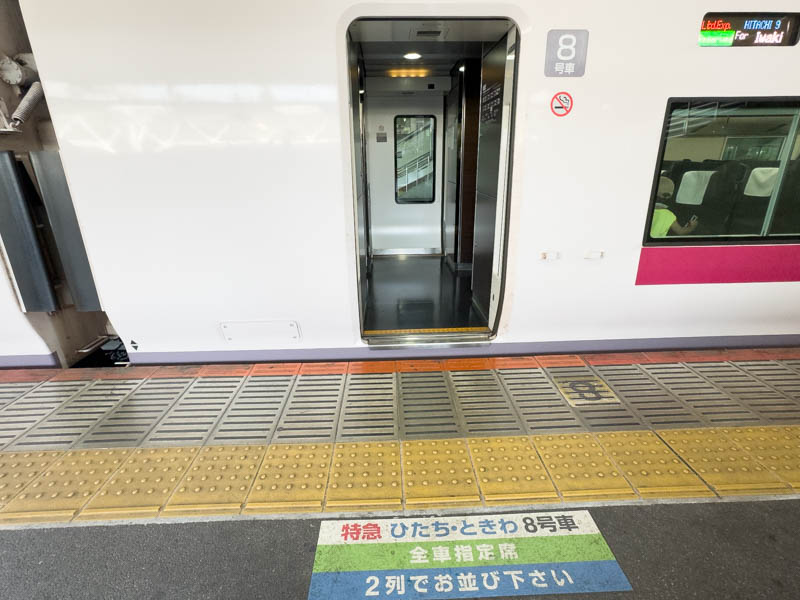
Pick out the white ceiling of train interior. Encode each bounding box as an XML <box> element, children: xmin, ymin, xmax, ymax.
<box><xmin>350</xmin><ymin>19</ymin><xmax>513</xmax><ymax>78</ymax></box>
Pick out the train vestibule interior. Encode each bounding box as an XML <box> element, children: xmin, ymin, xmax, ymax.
<box><xmin>346</xmin><ymin>18</ymin><xmax>518</xmax><ymax>342</ymax></box>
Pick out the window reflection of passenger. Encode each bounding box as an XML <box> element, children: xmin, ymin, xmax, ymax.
<box><xmin>650</xmin><ymin>176</ymin><xmax>699</xmax><ymax>237</ymax></box>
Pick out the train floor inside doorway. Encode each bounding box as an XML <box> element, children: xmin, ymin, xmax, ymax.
<box><xmin>363</xmin><ymin>256</ymin><xmax>488</xmax><ymax>334</ymax></box>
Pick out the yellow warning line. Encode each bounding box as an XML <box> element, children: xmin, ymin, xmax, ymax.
<box><xmin>364</xmin><ymin>327</ymin><xmax>489</xmax><ymax>336</ymax></box>
<box><xmin>2</xmin><ymin>425</ymin><xmax>800</xmax><ymax>525</ymax></box>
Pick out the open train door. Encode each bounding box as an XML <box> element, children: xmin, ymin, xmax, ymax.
<box><xmin>347</xmin><ymin>32</ymin><xmax>372</xmax><ymax>321</ymax></box>
<box><xmin>471</xmin><ymin>27</ymin><xmax>518</xmax><ymax>328</ymax></box>
<box><xmin>347</xmin><ymin>18</ymin><xmax>518</xmax><ymax>343</ymax></box>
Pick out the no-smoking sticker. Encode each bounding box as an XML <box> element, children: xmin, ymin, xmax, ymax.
<box><xmin>550</xmin><ymin>92</ymin><xmax>573</xmax><ymax>117</ymax></box>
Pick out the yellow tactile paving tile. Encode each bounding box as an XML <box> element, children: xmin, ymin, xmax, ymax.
<box><xmin>162</xmin><ymin>445</ymin><xmax>266</xmax><ymax>516</ymax></box>
<box><xmin>532</xmin><ymin>433</ymin><xmax>637</xmax><ymax>501</ymax></box>
<box><xmin>0</xmin><ymin>449</ymin><xmax>132</xmax><ymax>523</ymax></box>
<box><xmin>657</xmin><ymin>428</ymin><xmax>791</xmax><ymax>496</ymax></box>
<box><xmin>402</xmin><ymin>439</ymin><xmax>481</xmax><ymax>508</ymax></box>
<box><xmin>719</xmin><ymin>426</ymin><xmax>800</xmax><ymax>490</ymax></box>
<box><xmin>324</xmin><ymin>442</ymin><xmax>402</xmax><ymax>511</ymax></box>
<box><xmin>595</xmin><ymin>431</ymin><xmax>714</xmax><ymax>498</ymax></box>
<box><xmin>244</xmin><ymin>444</ymin><xmax>332</xmax><ymax>513</ymax></box>
<box><xmin>467</xmin><ymin>436</ymin><xmax>559</xmax><ymax>505</ymax></box>
<box><xmin>77</xmin><ymin>447</ymin><xmax>200</xmax><ymax>520</ymax></box>
<box><xmin>0</xmin><ymin>451</ymin><xmax>63</xmax><ymax>508</ymax></box>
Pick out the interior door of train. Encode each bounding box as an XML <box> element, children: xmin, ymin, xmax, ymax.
<box><xmin>472</xmin><ymin>29</ymin><xmax>517</xmax><ymax>327</ymax></box>
<box><xmin>348</xmin><ymin>34</ymin><xmax>371</xmax><ymax>321</ymax></box>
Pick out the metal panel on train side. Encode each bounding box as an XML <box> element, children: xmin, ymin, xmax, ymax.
<box><xmin>0</xmin><ymin>152</ymin><xmax>57</xmax><ymax>313</ymax></box>
<box><xmin>30</xmin><ymin>151</ymin><xmax>101</xmax><ymax>312</ymax></box>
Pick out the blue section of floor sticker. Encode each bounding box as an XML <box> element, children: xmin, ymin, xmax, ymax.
<box><xmin>308</xmin><ymin>560</ymin><xmax>631</xmax><ymax>599</ymax></box>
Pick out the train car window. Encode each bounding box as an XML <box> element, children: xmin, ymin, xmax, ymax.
<box><xmin>394</xmin><ymin>115</ymin><xmax>436</xmax><ymax>204</ymax></box>
<box><xmin>645</xmin><ymin>99</ymin><xmax>800</xmax><ymax>244</ymax></box>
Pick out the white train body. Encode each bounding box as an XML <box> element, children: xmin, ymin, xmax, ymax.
<box><xmin>1</xmin><ymin>0</ymin><xmax>799</xmax><ymax>366</ymax></box>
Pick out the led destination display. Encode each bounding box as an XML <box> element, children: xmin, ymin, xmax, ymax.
<box><xmin>699</xmin><ymin>13</ymin><xmax>800</xmax><ymax>47</ymax></box>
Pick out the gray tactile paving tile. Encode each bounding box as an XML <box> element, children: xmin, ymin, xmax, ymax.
<box><xmin>4</xmin><ymin>358</ymin><xmax>800</xmax><ymax>451</ymax></box>
<box><xmin>448</xmin><ymin>370</ymin><xmax>523</xmax><ymax>435</ymax></box>
<box><xmin>0</xmin><ymin>380</ymin><xmax>91</xmax><ymax>449</ymax></box>
<box><xmin>0</xmin><ymin>382</ymin><xmax>39</xmax><ymax>410</ymax></box>
<box><xmin>7</xmin><ymin>379</ymin><xmax>142</xmax><ymax>450</ymax></box>
<box><xmin>593</xmin><ymin>364</ymin><xmax>705</xmax><ymax>428</ymax></box>
<box><xmin>737</xmin><ymin>361</ymin><xmax>800</xmax><ymax>402</ymax></box>
<box><xmin>398</xmin><ymin>371</ymin><xmax>461</xmax><ymax>438</ymax></box>
<box><xmin>207</xmin><ymin>375</ymin><xmax>295</xmax><ymax>445</ymax></box>
<box><xmin>783</xmin><ymin>359</ymin><xmax>800</xmax><ymax>375</ymax></box>
<box><xmin>272</xmin><ymin>374</ymin><xmax>344</xmax><ymax>442</ymax></box>
<box><xmin>142</xmin><ymin>376</ymin><xmax>244</xmax><ymax>446</ymax></box>
<box><xmin>77</xmin><ymin>378</ymin><xmax>194</xmax><ymax>448</ymax></box>
<box><xmin>690</xmin><ymin>362</ymin><xmax>800</xmax><ymax>423</ymax></box>
<box><xmin>336</xmin><ymin>373</ymin><xmax>398</xmax><ymax>441</ymax></box>
<box><xmin>641</xmin><ymin>363</ymin><xmax>761</xmax><ymax>426</ymax></box>
<box><xmin>496</xmin><ymin>368</ymin><xmax>584</xmax><ymax>433</ymax></box>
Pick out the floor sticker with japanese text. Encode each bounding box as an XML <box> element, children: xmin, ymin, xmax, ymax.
<box><xmin>307</xmin><ymin>511</ymin><xmax>631</xmax><ymax>598</ymax></box>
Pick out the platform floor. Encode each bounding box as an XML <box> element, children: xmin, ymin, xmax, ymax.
<box><xmin>1</xmin><ymin>348</ymin><xmax>800</xmax><ymax>523</ymax></box>
<box><xmin>2</xmin><ymin>500</ymin><xmax>799</xmax><ymax>599</ymax></box>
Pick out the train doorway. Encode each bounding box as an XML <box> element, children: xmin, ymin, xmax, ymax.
<box><xmin>347</xmin><ymin>18</ymin><xmax>518</xmax><ymax>343</ymax></box>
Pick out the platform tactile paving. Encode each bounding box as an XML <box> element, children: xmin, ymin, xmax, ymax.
<box><xmin>398</xmin><ymin>372</ymin><xmax>462</xmax><ymax>439</ymax></box>
<box><xmin>595</xmin><ymin>431</ymin><xmax>714</xmax><ymax>498</ymax></box>
<box><xmin>163</xmin><ymin>445</ymin><xmax>265</xmax><ymax>516</ymax></box>
<box><xmin>78</xmin><ymin>446</ymin><xmax>199</xmax><ymax>520</ymax></box>
<box><xmin>324</xmin><ymin>442</ymin><xmax>401</xmax><ymax>510</ymax></box>
<box><xmin>142</xmin><ymin>377</ymin><xmax>243</xmax><ymax>446</ymax></box>
<box><xmin>719</xmin><ymin>426</ymin><xmax>800</xmax><ymax>489</ymax></box>
<box><xmin>689</xmin><ymin>363</ymin><xmax>800</xmax><ymax>423</ymax></box>
<box><xmin>532</xmin><ymin>433</ymin><xmax>637</xmax><ymax>501</ymax></box>
<box><xmin>206</xmin><ymin>375</ymin><xmax>295</xmax><ymax>445</ymax></box>
<box><xmin>0</xmin><ymin>382</ymin><xmax>39</xmax><ymax>411</ymax></box>
<box><xmin>593</xmin><ymin>365</ymin><xmax>704</xmax><ymax>428</ymax></box>
<box><xmin>0</xmin><ymin>448</ymin><xmax>132</xmax><ymax>522</ymax></box>
<box><xmin>449</xmin><ymin>371</ymin><xmax>524</xmax><ymax>436</ymax></box>
<box><xmin>657</xmin><ymin>428</ymin><xmax>790</xmax><ymax>496</ymax></box>
<box><xmin>401</xmin><ymin>439</ymin><xmax>480</xmax><ymax>508</ymax></box>
<box><xmin>0</xmin><ymin>451</ymin><xmax>63</xmax><ymax>507</ymax></box>
<box><xmin>467</xmin><ymin>436</ymin><xmax>559</xmax><ymax>504</ymax></box>
<box><xmin>244</xmin><ymin>443</ymin><xmax>332</xmax><ymax>513</ymax></box>
<box><xmin>77</xmin><ymin>378</ymin><xmax>194</xmax><ymax>448</ymax></box>
<box><xmin>642</xmin><ymin>364</ymin><xmax>761</xmax><ymax>426</ymax></box>
<box><xmin>336</xmin><ymin>373</ymin><xmax>398</xmax><ymax>441</ymax></box>
<box><xmin>497</xmin><ymin>369</ymin><xmax>584</xmax><ymax>433</ymax></box>
<box><xmin>736</xmin><ymin>361</ymin><xmax>800</xmax><ymax>403</ymax></box>
<box><xmin>783</xmin><ymin>360</ymin><xmax>800</xmax><ymax>377</ymax></box>
<box><xmin>0</xmin><ymin>380</ymin><xmax>92</xmax><ymax>450</ymax></box>
<box><xmin>7</xmin><ymin>379</ymin><xmax>142</xmax><ymax>451</ymax></box>
<box><xmin>272</xmin><ymin>375</ymin><xmax>344</xmax><ymax>442</ymax></box>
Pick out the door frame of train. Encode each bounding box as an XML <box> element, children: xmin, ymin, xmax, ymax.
<box><xmin>344</xmin><ymin>16</ymin><xmax>521</xmax><ymax>345</ymax></box>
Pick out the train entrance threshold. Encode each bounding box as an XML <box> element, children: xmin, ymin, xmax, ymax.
<box><xmin>2</xmin><ymin>348</ymin><xmax>800</xmax><ymax>598</ymax></box>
